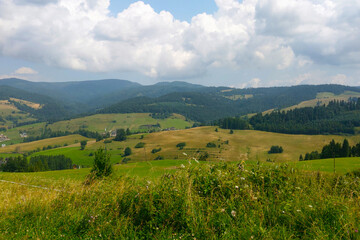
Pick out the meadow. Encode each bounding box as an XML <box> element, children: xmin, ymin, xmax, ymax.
<box><xmin>1</xmin><ymin>161</ymin><xmax>359</xmax><ymax>239</ymax></box>
<box><xmin>2</xmin><ymin>127</ymin><xmax>360</xmax><ymax>167</ymax></box>
<box><xmin>48</xmin><ymin>113</ymin><xmax>192</xmax><ymax>132</ymax></box>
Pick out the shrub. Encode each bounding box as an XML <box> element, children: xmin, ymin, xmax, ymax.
<box><xmin>135</xmin><ymin>142</ymin><xmax>146</xmax><ymax>148</ymax></box>
<box><xmin>154</xmin><ymin>155</ymin><xmax>164</xmax><ymax>160</ymax></box>
<box><xmin>88</xmin><ymin>148</ymin><xmax>112</xmax><ymax>179</ymax></box>
<box><xmin>124</xmin><ymin>147</ymin><xmax>132</xmax><ymax>156</ymax></box>
<box><xmin>104</xmin><ymin>139</ymin><xmax>112</xmax><ymax>144</ymax></box>
<box><xmin>176</xmin><ymin>142</ymin><xmax>186</xmax><ymax>150</ymax></box>
<box><xmin>206</xmin><ymin>142</ymin><xmax>217</xmax><ymax>148</ymax></box>
<box><xmin>121</xmin><ymin>158</ymin><xmax>131</xmax><ymax>164</ymax></box>
<box><xmin>268</xmin><ymin>145</ymin><xmax>283</xmax><ymax>154</ymax></box>
<box><xmin>151</xmin><ymin>148</ymin><xmax>162</xmax><ymax>154</ymax></box>
<box><xmin>80</xmin><ymin>140</ymin><xmax>87</xmax><ymax>150</ymax></box>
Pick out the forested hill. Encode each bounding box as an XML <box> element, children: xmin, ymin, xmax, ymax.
<box><xmin>98</xmin><ymin>92</ymin><xmax>240</xmax><ymax>122</ymax></box>
<box><xmin>249</xmin><ymin>99</ymin><xmax>360</xmax><ymax>135</ymax></box>
<box><xmin>99</xmin><ymin>85</ymin><xmax>360</xmax><ymax>123</ymax></box>
<box><xmin>0</xmin><ymin>85</ymin><xmax>69</xmax><ymax>122</ymax></box>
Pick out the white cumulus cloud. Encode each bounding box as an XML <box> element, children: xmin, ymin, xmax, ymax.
<box><xmin>0</xmin><ymin>0</ymin><xmax>359</xmax><ymax>83</ymax></box>
<box><xmin>14</xmin><ymin>67</ymin><xmax>38</xmax><ymax>75</ymax></box>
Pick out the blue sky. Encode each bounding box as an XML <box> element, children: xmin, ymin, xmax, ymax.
<box><xmin>0</xmin><ymin>0</ymin><xmax>359</xmax><ymax>87</ymax></box>
<box><xmin>109</xmin><ymin>0</ymin><xmax>217</xmax><ymax>21</ymax></box>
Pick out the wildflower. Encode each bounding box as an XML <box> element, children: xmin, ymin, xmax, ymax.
<box><xmin>282</xmin><ymin>211</ymin><xmax>285</xmax><ymax>214</ymax></box>
<box><xmin>221</xmin><ymin>208</ymin><xmax>225</xmax><ymax>213</ymax></box>
<box><xmin>231</xmin><ymin>210</ymin><xmax>236</xmax><ymax>217</ymax></box>
<box><xmin>240</xmin><ymin>177</ymin><xmax>246</xmax><ymax>181</ymax></box>
<box><xmin>355</xmin><ymin>229</ymin><xmax>359</xmax><ymax>233</ymax></box>
<box><xmin>308</xmin><ymin>205</ymin><xmax>313</xmax><ymax>208</ymax></box>
<box><xmin>297</xmin><ymin>209</ymin><xmax>301</xmax><ymax>212</ymax></box>
<box><xmin>183</xmin><ymin>153</ymin><xmax>187</xmax><ymax>156</ymax></box>
<box><xmin>180</xmin><ymin>164</ymin><xmax>185</xmax><ymax>168</ymax></box>
<box><xmin>235</xmin><ymin>185</ymin><xmax>239</xmax><ymax>189</ymax></box>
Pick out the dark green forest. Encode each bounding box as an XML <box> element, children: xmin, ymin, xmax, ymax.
<box><xmin>0</xmin><ymin>155</ymin><xmax>73</xmax><ymax>172</ymax></box>
<box><xmin>249</xmin><ymin>99</ymin><xmax>360</xmax><ymax>134</ymax></box>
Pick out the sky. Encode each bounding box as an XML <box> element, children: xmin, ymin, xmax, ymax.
<box><xmin>0</xmin><ymin>0</ymin><xmax>359</xmax><ymax>88</ymax></box>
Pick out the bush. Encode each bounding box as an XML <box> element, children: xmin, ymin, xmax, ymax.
<box><xmin>121</xmin><ymin>158</ymin><xmax>131</xmax><ymax>164</ymax></box>
<box><xmin>268</xmin><ymin>145</ymin><xmax>283</xmax><ymax>154</ymax></box>
<box><xmin>88</xmin><ymin>148</ymin><xmax>112</xmax><ymax>180</ymax></box>
<box><xmin>135</xmin><ymin>142</ymin><xmax>146</xmax><ymax>148</ymax></box>
<box><xmin>80</xmin><ymin>140</ymin><xmax>87</xmax><ymax>150</ymax></box>
<box><xmin>206</xmin><ymin>142</ymin><xmax>217</xmax><ymax>148</ymax></box>
<box><xmin>154</xmin><ymin>155</ymin><xmax>164</xmax><ymax>160</ymax></box>
<box><xmin>124</xmin><ymin>147</ymin><xmax>132</xmax><ymax>156</ymax></box>
<box><xmin>176</xmin><ymin>142</ymin><xmax>186</xmax><ymax>150</ymax></box>
<box><xmin>151</xmin><ymin>148</ymin><xmax>162</xmax><ymax>154</ymax></box>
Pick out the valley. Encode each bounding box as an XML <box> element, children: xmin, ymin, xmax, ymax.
<box><xmin>1</xmin><ymin>79</ymin><xmax>360</xmax><ymax>239</ymax></box>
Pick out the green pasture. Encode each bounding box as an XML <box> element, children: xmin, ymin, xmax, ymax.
<box><xmin>48</xmin><ymin>113</ymin><xmax>192</xmax><ymax>133</ymax></box>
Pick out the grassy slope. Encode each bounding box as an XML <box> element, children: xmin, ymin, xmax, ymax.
<box><xmin>48</xmin><ymin>113</ymin><xmax>192</xmax><ymax>132</ymax></box>
<box><xmin>120</xmin><ymin>127</ymin><xmax>360</xmax><ymax>162</ymax></box>
<box><xmin>261</xmin><ymin>91</ymin><xmax>360</xmax><ymax>115</ymax></box>
<box><xmin>2</xmin><ymin>127</ymin><xmax>360</xmax><ymax>167</ymax></box>
<box><xmin>0</xmin><ymin>134</ymin><xmax>89</xmax><ymax>154</ymax></box>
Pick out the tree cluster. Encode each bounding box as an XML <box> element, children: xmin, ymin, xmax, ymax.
<box><xmin>268</xmin><ymin>146</ymin><xmax>284</xmax><ymax>154</ymax></box>
<box><xmin>0</xmin><ymin>155</ymin><xmax>73</xmax><ymax>172</ymax></box>
<box><xmin>300</xmin><ymin>139</ymin><xmax>360</xmax><ymax>161</ymax></box>
<box><xmin>250</xmin><ymin>99</ymin><xmax>360</xmax><ymax>135</ymax></box>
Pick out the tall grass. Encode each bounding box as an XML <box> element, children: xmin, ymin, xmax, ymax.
<box><xmin>1</xmin><ymin>163</ymin><xmax>359</xmax><ymax>239</ymax></box>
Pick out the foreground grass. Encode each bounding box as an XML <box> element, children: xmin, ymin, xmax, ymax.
<box><xmin>1</xmin><ymin>163</ymin><xmax>359</xmax><ymax>239</ymax></box>
<box><xmin>293</xmin><ymin>157</ymin><xmax>360</xmax><ymax>174</ymax></box>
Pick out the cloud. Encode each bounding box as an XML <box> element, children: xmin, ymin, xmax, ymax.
<box><xmin>0</xmin><ymin>0</ymin><xmax>359</xmax><ymax>81</ymax></box>
<box><xmin>14</xmin><ymin>67</ymin><xmax>38</xmax><ymax>75</ymax></box>
<box><xmin>250</xmin><ymin>78</ymin><xmax>261</xmax><ymax>88</ymax></box>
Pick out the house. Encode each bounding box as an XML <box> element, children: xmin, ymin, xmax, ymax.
<box><xmin>110</xmin><ymin>130</ymin><xmax>117</xmax><ymax>137</ymax></box>
<box><xmin>0</xmin><ymin>134</ymin><xmax>9</xmax><ymax>142</ymax></box>
<box><xmin>20</xmin><ymin>132</ymin><xmax>28</xmax><ymax>138</ymax></box>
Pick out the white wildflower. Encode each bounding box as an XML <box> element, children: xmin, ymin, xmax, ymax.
<box><xmin>235</xmin><ymin>185</ymin><xmax>239</xmax><ymax>189</ymax></box>
<box><xmin>240</xmin><ymin>177</ymin><xmax>246</xmax><ymax>181</ymax></box>
<box><xmin>183</xmin><ymin>153</ymin><xmax>187</xmax><ymax>156</ymax></box>
<box><xmin>231</xmin><ymin>210</ymin><xmax>236</xmax><ymax>217</ymax></box>
<box><xmin>308</xmin><ymin>205</ymin><xmax>313</xmax><ymax>208</ymax></box>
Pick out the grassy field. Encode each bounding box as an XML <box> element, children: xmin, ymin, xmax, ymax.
<box><xmin>1</xmin><ymin>162</ymin><xmax>359</xmax><ymax>239</ymax></box>
<box><xmin>0</xmin><ymin>134</ymin><xmax>89</xmax><ymax>154</ymax></box>
<box><xmin>2</xmin><ymin>127</ymin><xmax>360</xmax><ymax>167</ymax></box>
<box><xmin>113</xmin><ymin>127</ymin><xmax>360</xmax><ymax>163</ymax></box>
<box><xmin>48</xmin><ymin>113</ymin><xmax>192</xmax><ymax>133</ymax></box>
<box><xmin>292</xmin><ymin>157</ymin><xmax>360</xmax><ymax>173</ymax></box>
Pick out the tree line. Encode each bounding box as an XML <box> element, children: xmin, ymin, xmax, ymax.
<box><xmin>249</xmin><ymin>99</ymin><xmax>360</xmax><ymax>135</ymax></box>
<box><xmin>0</xmin><ymin>155</ymin><xmax>73</xmax><ymax>172</ymax></box>
<box><xmin>300</xmin><ymin>139</ymin><xmax>360</xmax><ymax>161</ymax></box>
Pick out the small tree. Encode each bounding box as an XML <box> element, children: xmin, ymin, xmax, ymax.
<box><xmin>114</xmin><ymin>129</ymin><xmax>126</xmax><ymax>141</ymax></box>
<box><xmin>124</xmin><ymin>147</ymin><xmax>132</xmax><ymax>156</ymax></box>
<box><xmin>90</xmin><ymin>148</ymin><xmax>112</xmax><ymax>178</ymax></box>
<box><xmin>230</xmin><ymin>129</ymin><xmax>234</xmax><ymax>134</ymax></box>
<box><xmin>176</xmin><ymin>142</ymin><xmax>186</xmax><ymax>150</ymax></box>
<box><xmin>80</xmin><ymin>140</ymin><xmax>87</xmax><ymax>150</ymax></box>
<box><xmin>126</xmin><ymin>128</ymin><xmax>131</xmax><ymax>136</ymax></box>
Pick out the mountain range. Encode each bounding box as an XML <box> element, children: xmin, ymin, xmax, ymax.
<box><xmin>1</xmin><ymin>78</ymin><xmax>360</xmax><ymax>123</ymax></box>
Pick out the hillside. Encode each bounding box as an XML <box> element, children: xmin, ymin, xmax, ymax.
<box><xmin>0</xmin><ymin>85</ymin><xmax>69</xmax><ymax>123</ymax></box>
<box><xmin>100</xmin><ymin>85</ymin><xmax>360</xmax><ymax>122</ymax></box>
